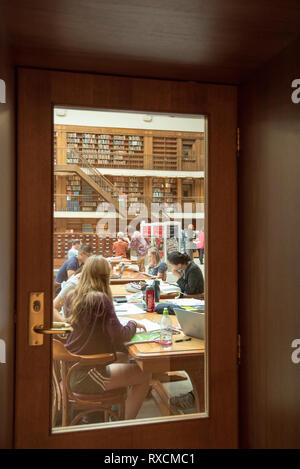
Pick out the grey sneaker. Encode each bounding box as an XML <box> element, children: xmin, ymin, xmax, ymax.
<box><xmin>170</xmin><ymin>391</ymin><xmax>195</xmax><ymax>411</ymax></box>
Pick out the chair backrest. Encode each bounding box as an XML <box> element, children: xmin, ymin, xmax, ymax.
<box><xmin>52</xmin><ymin>339</ymin><xmax>120</xmax><ymax>425</ymax></box>
<box><xmin>52</xmin><ymin>339</ymin><xmax>116</xmax><ymax>366</ymax></box>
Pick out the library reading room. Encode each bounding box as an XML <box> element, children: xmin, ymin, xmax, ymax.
<box><xmin>51</xmin><ymin>108</ymin><xmax>206</xmax><ymax>429</ymax></box>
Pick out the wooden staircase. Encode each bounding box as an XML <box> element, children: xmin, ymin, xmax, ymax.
<box><xmin>54</xmin><ymin>152</ymin><xmax>167</xmax><ymax>220</ymax></box>
<box><xmin>54</xmin><ymin>154</ymin><xmax>124</xmax><ymax>215</ymax></box>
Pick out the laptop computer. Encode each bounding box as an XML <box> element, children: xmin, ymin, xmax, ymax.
<box><xmin>174</xmin><ymin>308</ymin><xmax>205</xmax><ymax>340</ymax></box>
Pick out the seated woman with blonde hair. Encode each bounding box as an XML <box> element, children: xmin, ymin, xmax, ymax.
<box><xmin>64</xmin><ymin>255</ymin><xmax>151</xmax><ymax>420</ymax></box>
<box><xmin>146</xmin><ymin>247</ymin><xmax>168</xmax><ymax>281</ymax></box>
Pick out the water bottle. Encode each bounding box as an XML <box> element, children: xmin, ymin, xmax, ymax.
<box><xmin>160</xmin><ymin>307</ymin><xmax>173</xmax><ymax>350</ymax></box>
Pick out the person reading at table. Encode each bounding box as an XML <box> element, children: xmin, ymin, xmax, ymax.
<box><xmin>167</xmin><ymin>251</ymin><xmax>204</xmax><ymax>298</ymax></box>
<box><xmin>55</xmin><ymin>244</ymin><xmax>93</xmax><ymax>288</ymax></box>
<box><xmin>64</xmin><ymin>255</ymin><xmax>151</xmax><ymax>420</ymax></box>
<box><xmin>53</xmin><ymin>265</ymin><xmax>84</xmax><ymax>322</ymax></box>
<box><xmin>146</xmin><ymin>247</ymin><xmax>168</xmax><ymax>281</ymax></box>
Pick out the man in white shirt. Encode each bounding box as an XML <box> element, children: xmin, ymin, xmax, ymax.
<box><xmin>53</xmin><ymin>271</ymin><xmax>81</xmax><ymax>321</ymax></box>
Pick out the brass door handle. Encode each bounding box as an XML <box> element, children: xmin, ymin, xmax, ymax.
<box><xmin>33</xmin><ymin>322</ymin><xmax>73</xmax><ymax>335</ymax></box>
<box><xmin>29</xmin><ymin>292</ymin><xmax>73</xmax><ymax>346</ymax></box>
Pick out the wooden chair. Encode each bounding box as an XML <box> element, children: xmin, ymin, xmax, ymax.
<box><xmin>52</xmin><ymin>339</ymin><xmax>127</xmax><ymax>426</ymax></box>
<box><xmin>52</xmin><ymin>361</ymin><xmax>62</xmax><ymax>427</ymax></box>
<box><xmin>136</xmin><ymin>256</ymin><xmax>145</xmax><ymax>272</ymax></box>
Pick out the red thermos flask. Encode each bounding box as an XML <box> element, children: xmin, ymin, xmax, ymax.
<box><xmin>145</xmin><ymin>285</ymin><xmax>155</xmax><ymax>312</ymax></box>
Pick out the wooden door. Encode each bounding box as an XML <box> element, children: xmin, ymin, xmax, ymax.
<box><xmin>15</xmin><ymin>68</ymin><xmax>238</xmax><ymax>448</ymax></box>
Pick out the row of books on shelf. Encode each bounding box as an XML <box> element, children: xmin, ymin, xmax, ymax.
<box><xmin>113</xmin><ymin>183</ymin><xmax>141</xmax><ymax>190</ymax></box>
<box><xmin>66</xmin><ymin>142</ymin><xmax>143</xmax><ymax>150</ymax></box>
<box><xmin>67</xmin><ymin>184</ymin><xmax>81</xmax><ymax>190</ymax></box>
<box><xmin>153</xmin><ymin>194</ymin><xmax>176</xmax><ymax>200</ymax></box>
<box><xmin>65</xmin><ymin>203</ymin><xmax>98</xmax><ymax>211</ymax></box>
<box><xmin>66</xmin><ymin>154</ymin><xmax>143</xmax><ymax>163</ymax></box>
<box><xmin>80</xmin><ymin>150</ymin><xmax>143</xmax><ymax>156</ymax></box>
<box><xmin>110</xmin><ymin>176</ymin><xmax>141</xmax><ymax>182</ymax></box>
<box><xmin>66</xmin><ymin>132</ymin><xmax>142</xmax><ymax>140</ymax></box>
<box><xmin>66</xmin><ymin>137</ymin><xmax>81</xmax><ymax>143</ymax></box>
<box><xmin>81</xmin><ymin>201</ymin><xmax>97</xmax><ymax>207</ymax></box>
<box><xmin>153</xmin><ymin>177</ymin><xmax>176</xmax><ymax>182</ymax></box>
<box><xmin>81</xmin><ymin>144</ymin><xmax>142</xmax><ymax>151</ymax></box>
<box><xmin>66</xmin><ymin>201</ymin><xmax>81</xmax><ymax>211</ymax></box>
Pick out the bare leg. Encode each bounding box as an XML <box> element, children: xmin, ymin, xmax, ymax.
<box><xmin>106</xmin><ymin>363</ymin><xmax>151</xmax><ymax>419</ymax></box>
<box><xmin>115</xmin><ymin>351</ymin><xmax>130</xmax><ymax>363</ymax></box>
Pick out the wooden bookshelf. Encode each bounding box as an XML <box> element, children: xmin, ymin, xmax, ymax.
<box><xmin>53</xmin><ymin>125</ymin><xmax>205</xmax><ymax>227</ymax></box>
<box><xmin>54</xmin><ymin>125</ymin><xmax>204</xmax><ymax>171</ymax></box>
<box><xmin>107</xmin><ymin>176</ymin><xmax>144</xmax><ymax>204</ymax></box>
<box><xmin>152</xmin><ymin>135</ymin><xmax>178</xmax><ymax>170</ymax></box>
<box><xmin>63</xmin><ymin>128</ymin><xmax>145</xmax><ymax>169</ymax></box>
<box><xmin>81</xmin><ymin>181</ymin><xmax>104</xmax><ymax>211</ymax></box>
<box><xmin>152</xmin><ymin>177</ymin><xmax>177</xmax><ymax>204</ymax></box>
<box><xmin>66</xmin><ymin>175</ymin><xmax>81</xmax><ymax>212</ymax></box>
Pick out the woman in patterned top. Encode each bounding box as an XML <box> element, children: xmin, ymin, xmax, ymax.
<box><xmin>129</xmin><ymin>231</ymin><xmax>149</xmax><ymax>271</ymax></box>
<box><xmin>65</xmin><ymin>255</ymin><xmax>151</xmax><ymax>420</ymax></box>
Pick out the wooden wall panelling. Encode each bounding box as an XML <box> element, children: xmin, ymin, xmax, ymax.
<box><xmin>238</xmin><ymin>36</ymin><xmax>300</xmax><ymax>449</ymax></box>
<box><xmin>143</xmin><ymin>176</ymin><xmax>152</xmax><ymax>216</ymax></box>
<box><xmin>177</xmin><ymin>137</ymin><xmax>182</xmax><ymax>171</ymax></box>
<box><xmin>144</xmin><ymin>134</ymin><xmax>153</xmax><ymax>169</ymax></box>
<box><xmin>177</xmin><ymin>178</ymin><xmax>182</xmax><ymax>202</ymax></box>
<box><xmin>4</xmin><ymin>1</ymin><xmax>300</xmax><ymax>85</ymax></box>
<box><xmin>56</xmin><ymin>129</ymin><xmax>66</xmax><ymax>164</ymax></box>
<box><xmin>54</xmin><ymin>219</ymin><xmax>67</xmax><ymax>232</ymax></box>
<box><xmin>194</xmin><ymin>138</ymin><xmax>202</xmax><ymax>171</ymax></box>
<box><xmin>195</xmin><ymin>179</ymin><xmax>204</xmax><ymax>199</ymax></box>
<box><xmin>198</xmin><ymin>136</ymin><xmax>205</xmax><ymax>171</ymax></box>
<box><xmin>55</xmin><ymin>176</ymin><xmax>67</xmax><ymax>211</ymax></box>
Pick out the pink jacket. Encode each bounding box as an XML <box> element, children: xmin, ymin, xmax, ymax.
<box><xmin>196</xmin><ymin>231</ymin><xmax>205</xmax><ymax>249</ymax></box>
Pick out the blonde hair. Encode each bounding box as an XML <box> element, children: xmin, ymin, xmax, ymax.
<box><xmin>67</xmin><ymin>255</ymin><xmax>113</xmax><ymax>324</ymax></box>
<box><xmin>148</xmin><ymin>247</ymin><xmax>161</xmax><ymax>266</ymax></box>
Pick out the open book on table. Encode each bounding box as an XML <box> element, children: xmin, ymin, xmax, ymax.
<box><xmin>119</xmin><ymin>317</ymin><xmax>160</xmax><ymax>344</ymax></box>
<box><xmin>125</xmin><ymin>330</ymin><xmax>161</xmax><ymax>345</ymax></box>
<box><xmin>120</xmin><ymin>317</ymin><xmax>160</xmax><ymax>344</ymax></box>
<box><xmin>119</xmin><ymin>317</ymin><xmax>180</xmax><ymax>345</ymax></box>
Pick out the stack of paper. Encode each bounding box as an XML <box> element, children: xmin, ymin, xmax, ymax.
<box><xmin>165</xmin><ymin>298</ymin><xmax>205</xmax><ymax>312</ymax></box>
<box><xmin>118</xmin><ymin>317</ymin><xmax>160</xmax><ymax>332</ymax></box>
<box><xmin>165</xmin><ymin>298</ymin><xmax>205</xmax><ymax>306</ymax></box>
<box><xmin>114</xmin><ymin>303</ymin><xmax>145</xmax><ymax>316</ymax></box>
<box><xmin>159</xmin><ymin>283</ymin><xmax>181</xmax><ymax>294</ymax></box>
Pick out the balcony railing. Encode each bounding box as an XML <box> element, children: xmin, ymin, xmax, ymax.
<box><xmin>54</xmin><ymin>194</ymin><xmax>205</xmax><ymax>218</ymax></box>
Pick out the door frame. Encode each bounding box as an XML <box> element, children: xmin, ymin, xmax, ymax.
<box><xmin>15</xmin><ymin>67</ymin><xmax>238</xmax><ymax>448</ymax></box>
